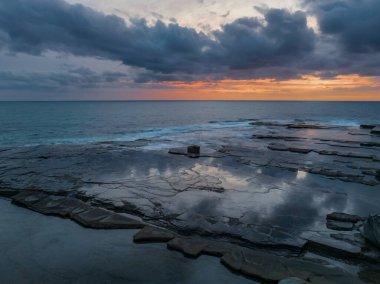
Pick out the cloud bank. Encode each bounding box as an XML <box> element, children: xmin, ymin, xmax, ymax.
<box><xmin>304</xmin><ymin>0</ymin><xmax>380</xmax><ymax>53</ymax></box>
<box><xmin>0</xmin><ymin>0</ymin><xmax>379</xmax><ymax>90</ymax></box>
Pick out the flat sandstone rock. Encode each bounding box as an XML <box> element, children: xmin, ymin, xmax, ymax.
<box><xmin>221</xmin><ymin>248</ymin><xmax>364</xmax><ymax>284</ymax></box>
<box><xmin>11</xmin><ymin>191</ymin><xmax>144</xmax><ymax>229</ymax></box>
<box><xmin>327</xmin><ymin>212</ymin><xmax>365</xmax><ymax>223</ymax></box>
<box><xmin>134</xmin><ymin>226</ymin><xmax>176</xmax><ymax>243</ymax></box>
<box><xmin>167</xmin><ymin>238</ymin><xmax>207</xmax><ymax>258</ymax></box>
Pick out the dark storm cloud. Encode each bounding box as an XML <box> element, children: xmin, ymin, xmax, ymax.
<box><xmin>300</xmin><ymin>0</ymin><xmax>380</xmax><ymax>78</ymax></box>
<box><xmin>304</xmin><ymin>0</ymin><xmax>380</xmax><ymax>53</ymax></box>
<box><xmin>0</xmin><ymin>68</ymin><xmax>126</xmax><ymax>89</ymax></box>
<box><xmin>0</xmin><ymin>0</ymin><xmax>318</xmax><ymax>84</ymax></box>
<box><xmin>134</xmin><ymin>9</ymin><xmax>316</xmax><ymax>82</ymax></box>
<box><xmin>0</xmin><ymin>0</ymin><xmax>212</xmax><ymax>75</ymax></box>
<box><xmin>0</xmin><ymin>0</ymin><xmax>379</xmax><ymax>88</ymax></box>
<box><xmin>214</xmin><ymin>10</ymin><xmax>315</xmax><ymax>69</ymax></box>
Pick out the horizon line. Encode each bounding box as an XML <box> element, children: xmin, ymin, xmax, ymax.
<box><xmin>1</xmin><ymin>100</ymin><xmax>380</xmax><ymax>103</ymax></box>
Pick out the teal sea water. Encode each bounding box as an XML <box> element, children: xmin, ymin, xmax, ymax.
<box><xmin>0</xmin><ymin>101</ymin><xmax>379</xmax><ymax>147</ymax></box>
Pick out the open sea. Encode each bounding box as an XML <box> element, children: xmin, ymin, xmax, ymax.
<box><xmin>1</xmin><ymin>101</ymin><xmax>379</xmax><ymax>147</ymax></box>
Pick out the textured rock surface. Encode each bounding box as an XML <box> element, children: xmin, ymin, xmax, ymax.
<box><xmin>0</xmin><ymin>188</ymin><xmax>19</xmax><ymax>197</ymax></box>
<box><xmin>360</xmin><ymin>124</ymin><xmax>377</xmax><ymax>129</ymax></box>
<box><xmin>0</xmin><ymin>199</ymin><xmax>256</xmax><ymax>284</ymax></box>
<box><xmin>326</xmin><ymin>220</ymin><xmax>355</xmax><ymax>231</ymax></box>
<box><xmin>221</xmin><ymin>248</ymin><xmax>364</xmax><ymax>283</ymax></box>
<box><xmin>11</xmin><ymin>191</ymin><xmax>144</xmax><ymax>229</ymax></box>
<box><xmin>371</xmin><ymin>126</ymin><xmax>380</xmax><ymax>135</ymax></box>
<box><xmin>327</xmin><ymin>212</ymin><xmax>365</xmax><ymax>223</ymax></box>
<box><xmin>358</xmin><ymin>269</ymin><xmax>380</xmax><ymax>284</ymax></box>
<box><xmin>134</xmin><ymin>226</ymin><xmax>176</xmax><ymax>243</ymax></box>
<box><xmin>167</xmin><ymin>238</ymin><xmax>207</xmax><ymax>258</ymax></box>
<box><xmin>279</xmin><ymin>277</ymin><xmax>310</xmax><ymax>284</ymax></box>
<box><xmin>362</xmin><ymin>215</ymin><xmax>380</xmax><ymax>248</ymax></box>
<box><xmin>325</xmin><ymin>212</ymin><xmax>365</xmax><ymax>232</ymax></box>
<box><xmin>1</xmin><ymin>119</ymin><xmax>380</xmax><ymax>282</ymax></box>
<box><xmin>187</xmin><ymin>145</ymin><xmax>200</xmax><ymax>155</ymax></box>
<box><xmin>169</xmin><ymin>147</ymin><xmax>223</xmax><ymax>158</ymax></box>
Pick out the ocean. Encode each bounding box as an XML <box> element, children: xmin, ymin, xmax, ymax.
<box><xmin>1</xmin><ymin>101</ymin><xmax>379</xmax><ymax>147</ymax></box>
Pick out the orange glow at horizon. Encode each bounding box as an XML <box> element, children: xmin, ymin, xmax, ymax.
<box><xmin>140</xmin><ymin>74</ymin><xmax>380</xmax><ymax>101</ymax></box>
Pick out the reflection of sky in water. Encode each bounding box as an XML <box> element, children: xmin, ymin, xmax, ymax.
<box><xmin>82</xmin><ymin>154</ymin><xmax>378</xmax><ymax>244</ymax></box>
<box><xmin>17</xmin><ymin>135</ymin><xmax>374</xmax><ymax>246</ymax></box>
<box><xmin>296</xmin><ymin>170</ymin><xmax>307</xmax><ymax>180</ymax></box>
<box><xmin>190</xmin><ymin>163</ymin><xmax>251</xmax><ymax>188</ymax></box>
<box><xmin>2</xmin><ymin>113</ymin><xmax>380</xmax><ymax>248</ymax></box>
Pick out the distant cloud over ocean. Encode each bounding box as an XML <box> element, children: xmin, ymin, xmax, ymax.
<box><xmin>0</xmin><ymin>0</ymin><xmax>379</xmax><ymax>100</ymax></box>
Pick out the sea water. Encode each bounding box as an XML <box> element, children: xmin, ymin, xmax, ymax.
<box><xmin>0</xmin><ymin>101</ymin><xmax>379</xmax><ymax>147</ymax></box>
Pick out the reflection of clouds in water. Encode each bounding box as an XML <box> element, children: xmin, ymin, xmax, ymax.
<box><xmin>167</xmin><ymin>174</ymin><xmax>351</xmax><ymax>244</ymax></box>
<box><xmin>241</xmin><ymin>187</ymin><xmax>348</xmax><ymax>233</ymax></box>
<box><xmin>303</xmin><ymin>129</ymin><xmax>319</xmax><ymax>137</ymax></box>
<box><xmin>72</xmin><ymin>149</ymin><xmax>375</xmax><ymax>241</ymax></box>
<box><xmin>188</xmin><ymin>163</ymin><xmax>251</xmax><ymax>188</ymax></box>
<box><xmin>149</xmin><ymin>167</ymin><xmax>160</xmax><ymax>176</ymax></box>
<box><xmin>187</xmin><ymin>197</ymin><xmax>219</xmax><ymax>215</ymax></box>
<box><xmin>4</xmin><ymin>127</ymin><xmax>380</xmax><ymax>248</ymax></box>
<box><xmin>166</xmin><ymin>165</ymin><xmax>313</xmax><ymax>222</ymax></box>
<box><xmin>129</xmin><ymin>168</ymin><xmax>136</xmax><ymax>178</ymax></box>
<box><xmin>163</xmin><ymin>167</ymin><xmax>174</xmax><ymax>177</ymax></box>
<box><xmin>296</xmin><ymin>170</ymin><xmax>307</xmax><ymax>180</ymax></box>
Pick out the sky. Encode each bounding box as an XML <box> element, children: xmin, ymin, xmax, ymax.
<box><xmin>0</xmin><ymin>0</ymin><xmax>379</xmax><ymax>100</ymax></box>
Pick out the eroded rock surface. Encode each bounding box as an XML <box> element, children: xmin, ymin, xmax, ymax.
<box><xmin>362</xmin><ymin>215</ymin><xmax>380</xmax><ymax>249</ymax></box>
<box><xmin>1</xmin><ymin>119</ymin><xmax>380</xmax><ymax>282</ymax></box>
<box><xmin>134</xmin><ymin>226</ymin><xmax>176</xmax><ymax>243</ymax></box>
<box><xmin>327</xmin><ymin>212</ymin><xmax>365</xmax><ymax>223</ymax></box>
<box><xmin>371</xmin><ymin>127</ymin><xmax>380</xmax><ymax>135</ymax></box>
<box><xmin>279</xmin><ymin>277</ymin><xmax>310</xmax><ymax>284</ymax></box>
<box><xmin>221</xmin><ymin>247</ymin><xmax>364</xmax><ymax>283</ymax></box>
<box><xmin>11</xmin><ymin>191</ymin><xmax>144</xmax><ymax>229</ymax></box>
<box><xmin>326</xmin><ymin>212</ymin><xmax>365</xmax><ymax>231</ymax></box>
<box><xmin>359</xmin><ymin>269</ymin><xmax>380</xmax><ymax>284</ymax></box>
<box><xmin>168</xmin><ymin>238</ymin><xmax>207</xmax><ymax>258</ymax></box>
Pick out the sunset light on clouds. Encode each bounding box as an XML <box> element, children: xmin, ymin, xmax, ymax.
<box><xmin>144</xmin><ymin>75</ymin><xmax>380</xmax><ymax>101</ymax></box>
<box><xmin>0</xmin><ymin>0</ymin><xmax>379</xmax><ymax>100</ymax></box>
<box><xmin>1</xmin><ymin>2</ymin><xmax>380</xmax><ymax>282</ymax></box>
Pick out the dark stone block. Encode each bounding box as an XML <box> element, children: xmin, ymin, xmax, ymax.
<box><xmin>362</xmin><ymin>214</ymin><xmax>380</xmax><ymax>249</ymax></box>
<box><xmin>167</xmin><ymin>238</ymin><xmax>206</xmax><ymax>258</ymax></box>
<box><xmin>326</xmin><ymin>220</ymin><xmax>354</xmax><ymax>231</ymax></box>
<box><xmin>327</xmin><ymin>212</ymin><xmax>365</xmax><ymax>223</ymax></box>
<box><xmin>221</xmin><ymin>248</ymin><xmax>364</xmax><ymax>283</ymax></box>
<box><xmin>134</xmin><ymin>226</ymin><xmax>176</xmax><ymax>243</ymax></box>
<box><xmin>187</xmin><ymin>145</ymin><xmax>200</xmax><ymax>155</ymax></box>
<box><xmin>371</xmin><ymin>126</ymin><xmax>380</xmax><ymax>135</ymax></box>
<box><xmin>0</xmin><ymin>188</ymin><xmax>20</xmax><ymax>197</ymax></box>
<box><xmin>268</xmin><ymin>143</ymin><xmax>288</xmax><ymax>151</ymax></box>
<box><xmin>360</xmin><ymin>124</ymin><xmax>376</xmax><ymax>129</ymax></box>
<box><xmin>288</xmin><ymin>147</ymin><xmax>312</xmax><ymax>154</ymax></box>
<box><xmin>359</xmin><ymin>270</ymin><xmax>380</xmax><ymax>284</ymax></box>
<box><xmin>11</xmin><ymin>191</ymin><xmax>143</xmax><ymax>229</ymax></box>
